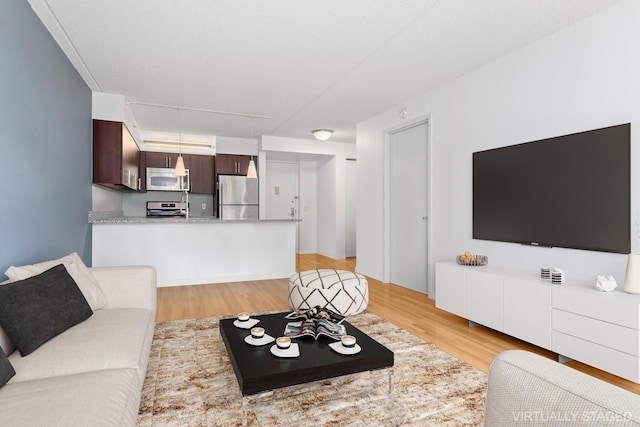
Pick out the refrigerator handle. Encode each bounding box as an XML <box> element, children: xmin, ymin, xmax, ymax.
<box><xmin>218</xmin><ymin>183</ymin><xmax>223</xmax><ymax>219</ymax></box>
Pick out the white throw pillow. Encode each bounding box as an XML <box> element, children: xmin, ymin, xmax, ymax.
<box><xmin>4</xmin><ymin>252</ymin><xmax>107</xmax><ymax>311</ymax></box>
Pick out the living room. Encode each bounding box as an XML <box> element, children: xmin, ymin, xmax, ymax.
<box><xmin>3</xmin><ymin>0</ymin><xmax>640</xmax><ymax>425</ymax></box>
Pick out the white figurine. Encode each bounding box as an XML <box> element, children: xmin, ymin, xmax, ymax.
<box><xmin>595</xmin><ymin>275</ymin><xmax>617</xmax><ymax>292</ymax></box>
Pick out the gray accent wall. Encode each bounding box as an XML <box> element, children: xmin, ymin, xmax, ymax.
<box><xmin>0</xmin><ymin>1</ymin><xmax>92</xmax><ymax>277</ymax></box>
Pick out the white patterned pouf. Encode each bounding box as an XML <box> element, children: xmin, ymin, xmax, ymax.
<box><xmin>288</xmin><ymin>269</ymin><xmax>369</xmax><ymax>316</ymax></box>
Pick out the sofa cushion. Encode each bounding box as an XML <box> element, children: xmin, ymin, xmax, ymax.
<box><xmin>0</xmin><ymin>368</ymin><xmax>141</xmax><ymax>427</ymax></box>
<box><xmin>4</xmin><ymin>252</ymin><xmax>107</xmax><ymax>311</ymax></box>
<box><xmin>484</xmin><ymin>350</ymin><xmax>640</xmax><ymax>425</ymax></box>
<box><xmin>0</xmin><ymin>325</ymin><xmax>14</xmax><ymax>357</ymax></box>
<box><xmin>0</xmin><ymin>265</ymin><xmax>93</xmax><ymax>356</ymax></box>
<box><xmin>0</xmin><ymin>279</ymin><xmax>15</xmax><ymax>356</ymax></box>
<box><xmin>0</xmin><ymin>350</ymin><xmax>15</xmax><ymax>388</ymax></box>
<box><xmin>8</xmin><ymin>308</ymin><xmax>154</xmax><ymax>384</ymax></box>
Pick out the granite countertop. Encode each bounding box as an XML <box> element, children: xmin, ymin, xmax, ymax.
<box><xmin>88</xmin><ymin>211</ymin><xmax>300</xmax><ymax>224</ymax></box>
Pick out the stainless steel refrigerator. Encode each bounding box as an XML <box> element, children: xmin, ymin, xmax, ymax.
<box><xmin>218</xmin><ymin>175</ymin><xmax>259</xmax><ymax>219</ymax></box>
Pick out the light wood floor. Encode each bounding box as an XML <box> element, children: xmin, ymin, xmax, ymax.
<box><xmin>156</xmin><ymin>253</ymin><xmax>640</xmax><ymax>394</ymax></box>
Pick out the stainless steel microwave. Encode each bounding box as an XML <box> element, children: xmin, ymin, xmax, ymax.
<box><xmin>146</xmin><ymin>167</ymin><xmax>190</xmax><ymax>191</ymax></box>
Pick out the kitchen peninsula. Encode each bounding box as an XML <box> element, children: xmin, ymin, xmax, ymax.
<box><xmin>90</xmin><ymin>212</ymin><xmax>297</xmax><ymax>287</ymax></box>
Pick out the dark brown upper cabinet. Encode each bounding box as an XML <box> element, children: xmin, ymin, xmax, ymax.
<box><xmin>93</xmin><ymin>119</ymin><xmax>141</xmax><ymax>191</ymax></box>
<box><xmin>184</xmin><ymin>154</ymin><xmax>215</xmax><ymax>194</ymax></box>
<box><xmin>215</xmin><ymin>154</ymin><xmax>252</xmax><ymax>176</ymax></box>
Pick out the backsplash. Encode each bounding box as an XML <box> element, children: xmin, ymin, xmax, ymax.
<box><xmin>123</xmin><ymin>191</ymin><xmax>215</xmax><ymax>217</ymax></box>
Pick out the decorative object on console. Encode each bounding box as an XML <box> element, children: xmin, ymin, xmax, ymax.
<box><xmin>595</xmin><ymin>275</ymin><xmax>617</xmax><ymax>292</ymax></box>
<box><xmin>540</xmin><ymin>267</ymin><xmax>550</xmax><ymax>280</ymax></box>
<box><xmin>551</xmin><ymin>268</ymin><xmax>565</xmax><ymax>285</ymax></box>
<box><xmin>624</xmin><ymin>254</ymin><xmax>640</xmax><ymax>294</ymax></box>
<box><xmin>457</xmin><ymin>252</ymin><xmax>488</xmax><ymax>266</ymax></box>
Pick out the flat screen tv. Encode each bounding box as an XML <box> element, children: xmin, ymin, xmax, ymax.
<box><xmin>473</xmin><ymin>123</ymin><xmax>630</xmax><ymax>254</ymax></box>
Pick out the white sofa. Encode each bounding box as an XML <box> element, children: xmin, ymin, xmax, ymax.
<box><xmin>0</xmin><ymin>265</ymin><xmax>156</xmax><ymax>427</ymax></box>
<box><xmin>484</xmin><ymin>350</ymin><xmax>640</xmax><ymax>426</ymax></box>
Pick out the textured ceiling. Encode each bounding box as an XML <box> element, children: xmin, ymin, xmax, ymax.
<box><xmin>29</xmin><ymin>0</ymin><xmax>618</xmax><ymax>143</ymax></box>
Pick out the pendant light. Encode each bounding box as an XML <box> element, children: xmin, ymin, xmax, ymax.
<box><xmin>175</xmin><ymin>155</ymin><xmax>186</xmax><ymax>177</ymax></box>
<box><xmin>247</xmin><ymin>156</ymin><xmax>257</xmax><ymax>178</ymax></box>
<box><xmin>247</xmin><ymin>116</ymin><xmax>257</xmax><ymax>178</ymax></box>
<box><xmin>175</xmin><ymin>108</ymin><xmax>186</xmax><ymax>177</ymax></box>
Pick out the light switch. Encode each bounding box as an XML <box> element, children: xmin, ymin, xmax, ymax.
<box><xmin>275</xmin><ymin>186</ymin><xmax>279</xmax><ymax>195</ymax></box>
<box><xmin>201</xmin><ymin>203</ymin><xmax>206</xmax><ymax>210</ymax></box>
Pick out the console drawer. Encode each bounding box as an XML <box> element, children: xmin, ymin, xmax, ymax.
<box><xmin>553</xmin><ymin>286</ymin><xmax>640</xmax><ymax>329</ymax></box>
<box><xmin>553</xmin><ymin>331</ymin><xmax>639</xmax><ymax>382</ymax></box>
<box><xmin>553</xmin><ymin>309</ymin><xmax>640</xmax><ymax>356</ymax></box>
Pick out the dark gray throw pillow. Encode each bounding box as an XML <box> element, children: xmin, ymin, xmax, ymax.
<box><xmin>0</xmin><ymin>264</ymin><xmax>93</xmax><ymax>356</ymax></box>
<box><xmin>0</xmin><ymin>349</ymin><xmax>15</xmax><ymax>388</ymax></box>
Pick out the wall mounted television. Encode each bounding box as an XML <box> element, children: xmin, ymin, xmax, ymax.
<box><xmin>473</xmin><ymin>123</ymin><xmax>630</xmax><ymax>254</ymax></box>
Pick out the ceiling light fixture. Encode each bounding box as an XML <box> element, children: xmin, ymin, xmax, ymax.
<box><xmin>247</xmin><ymin>117</ymin><xmax>257</xmax><ymax>178</ymax></box>
<box><xmin>247</xmin><ymin>156</ymin><xmax>257</xmax><ymax>179</ymax></box>
<box><xmin>312</xmin><ymin>129</ymin><xmax>333</xmax><ymax>141</ymax></box>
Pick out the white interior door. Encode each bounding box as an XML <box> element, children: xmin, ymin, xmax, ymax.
<box><xmin>345</xmin><ymin>159</ymin><xmax>357</xmax><ymax>257</ymax></box>
<box><xmin>265</xmin><ymin>161</ymin><xmax>299</xmax><ymax>250</ymax></box>
<box><xmin>388</xmin><ymin>121</ymin><xmax>429</xmax><ymax>294</ymax></box>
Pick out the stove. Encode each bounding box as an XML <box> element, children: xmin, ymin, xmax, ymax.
<box><xmin>146</xmin><ymin>201</ymin><xmax>188</xmax><ymax>217</ymax></box>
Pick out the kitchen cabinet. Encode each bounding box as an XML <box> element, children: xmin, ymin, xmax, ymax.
<box><xmin>144</xmin><ymin>151</ymin><xmax>180</xmax><ymax>169</ymax></box>
<box><xmin>184</xmin><ymin>154</ymin><xmax>215</xmax><ymax>194</ymax></box>
<box><xmin>140</xmin><ymin>151</ymin><xmax>215</xmax><ymax>194</ymax></box>
<box><xmin>93</xmin><ymin>119</ymin><xmax>140</xmax><ymax>191</ymax></box>
<box><xmin>215</xmin><ymin>154</ymin><xmax>252</xmax><ymax>176</ymax></box>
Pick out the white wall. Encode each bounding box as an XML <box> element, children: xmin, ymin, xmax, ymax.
<box><xmin>298</xmin><ymin>160</ymin><xmax>317</xmax><ymax>254</ymax></box>
<box><xmin>316</xmin><ymin>157</ymin><xmax>338</xmax><ymax>258</ymax></box>
<box><xmin>92</xmin><ymin>185</ymin><xmax>123</xmax><ymax>212</ymax></box>
<box><xmin>357</xmin><ymin>0</ymin><xmax>640</xmax><ymax>291</ymax></box>
<box><xmin>345</xmin><ymin>159</ymin><xmax>357</xmax><ymax>257</ymax></box>
<box><xmin>216</xmin><ymin>136</ymin><xmax>258</xmax><ymax>155</ymax></box>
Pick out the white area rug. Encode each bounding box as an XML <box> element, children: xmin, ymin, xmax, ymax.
<box><xmin>137</xmin><ymin>312</ymin><xmax>487</xmax><ymax>426</ymax></box>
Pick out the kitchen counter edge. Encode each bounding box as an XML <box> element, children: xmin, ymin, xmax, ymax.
<box><xmin>89</xmin><ymin>211</ymin><xmax>300</xmax><ymax>224</ymax></box>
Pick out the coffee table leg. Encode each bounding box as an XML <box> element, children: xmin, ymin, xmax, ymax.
<box><xmin>242</xmin><ymin>395</ymin><xmax>248</xmax><ymax>427</ymax></box>
<box><xmin>218</xmin><ymin>329</ymin><xmax>225</xmax><ymax>363</ymax></box>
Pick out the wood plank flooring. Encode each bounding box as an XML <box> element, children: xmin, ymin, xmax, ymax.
<box><xmin>156</xmin><ymin>253</ymin><xmax>640</xmax><ymax>394</ymax></box>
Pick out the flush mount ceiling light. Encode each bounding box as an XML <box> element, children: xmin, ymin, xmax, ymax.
<box><xmin>312</xmin><ymin>129</ymin><xmax>333</xmax><ymax>141</ymax></box>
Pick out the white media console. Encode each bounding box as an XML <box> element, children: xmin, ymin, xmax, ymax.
<box><xmin>436</xmin><ymin>261</ymin><xmax>640</xmax><ymax>383</ymax></box>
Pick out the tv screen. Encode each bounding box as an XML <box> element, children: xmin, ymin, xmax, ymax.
<box><xmin>473</xmin><ymin>123</ymin><xmax>630</xmax><ymax>254</ymax></box>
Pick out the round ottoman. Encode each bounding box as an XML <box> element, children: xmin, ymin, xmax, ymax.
<box><xmin>288</xmin><ymin>269</ymin><xmax>369</xmax><ymax>316</ymax></box>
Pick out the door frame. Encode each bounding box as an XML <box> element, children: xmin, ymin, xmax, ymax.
<box><xmin>265</xmin><ymin>160</ymin><xmax>300</xmax><ymax>252</ymax></box>
<box><xmin>383</xmin><ymin>114</ymin><xmax>433</xmax><ymax>297</ymax></box>
<box><xmin>345</xmin><ymin>158</ymin><xmax>357</xmax><ymax>258</ymax></box>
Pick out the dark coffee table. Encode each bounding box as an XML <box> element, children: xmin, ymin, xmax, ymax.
<box><xmin>219</xmin><ymin>311</ymin><xmax>394</xmax><ymax>423</ymax></box>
